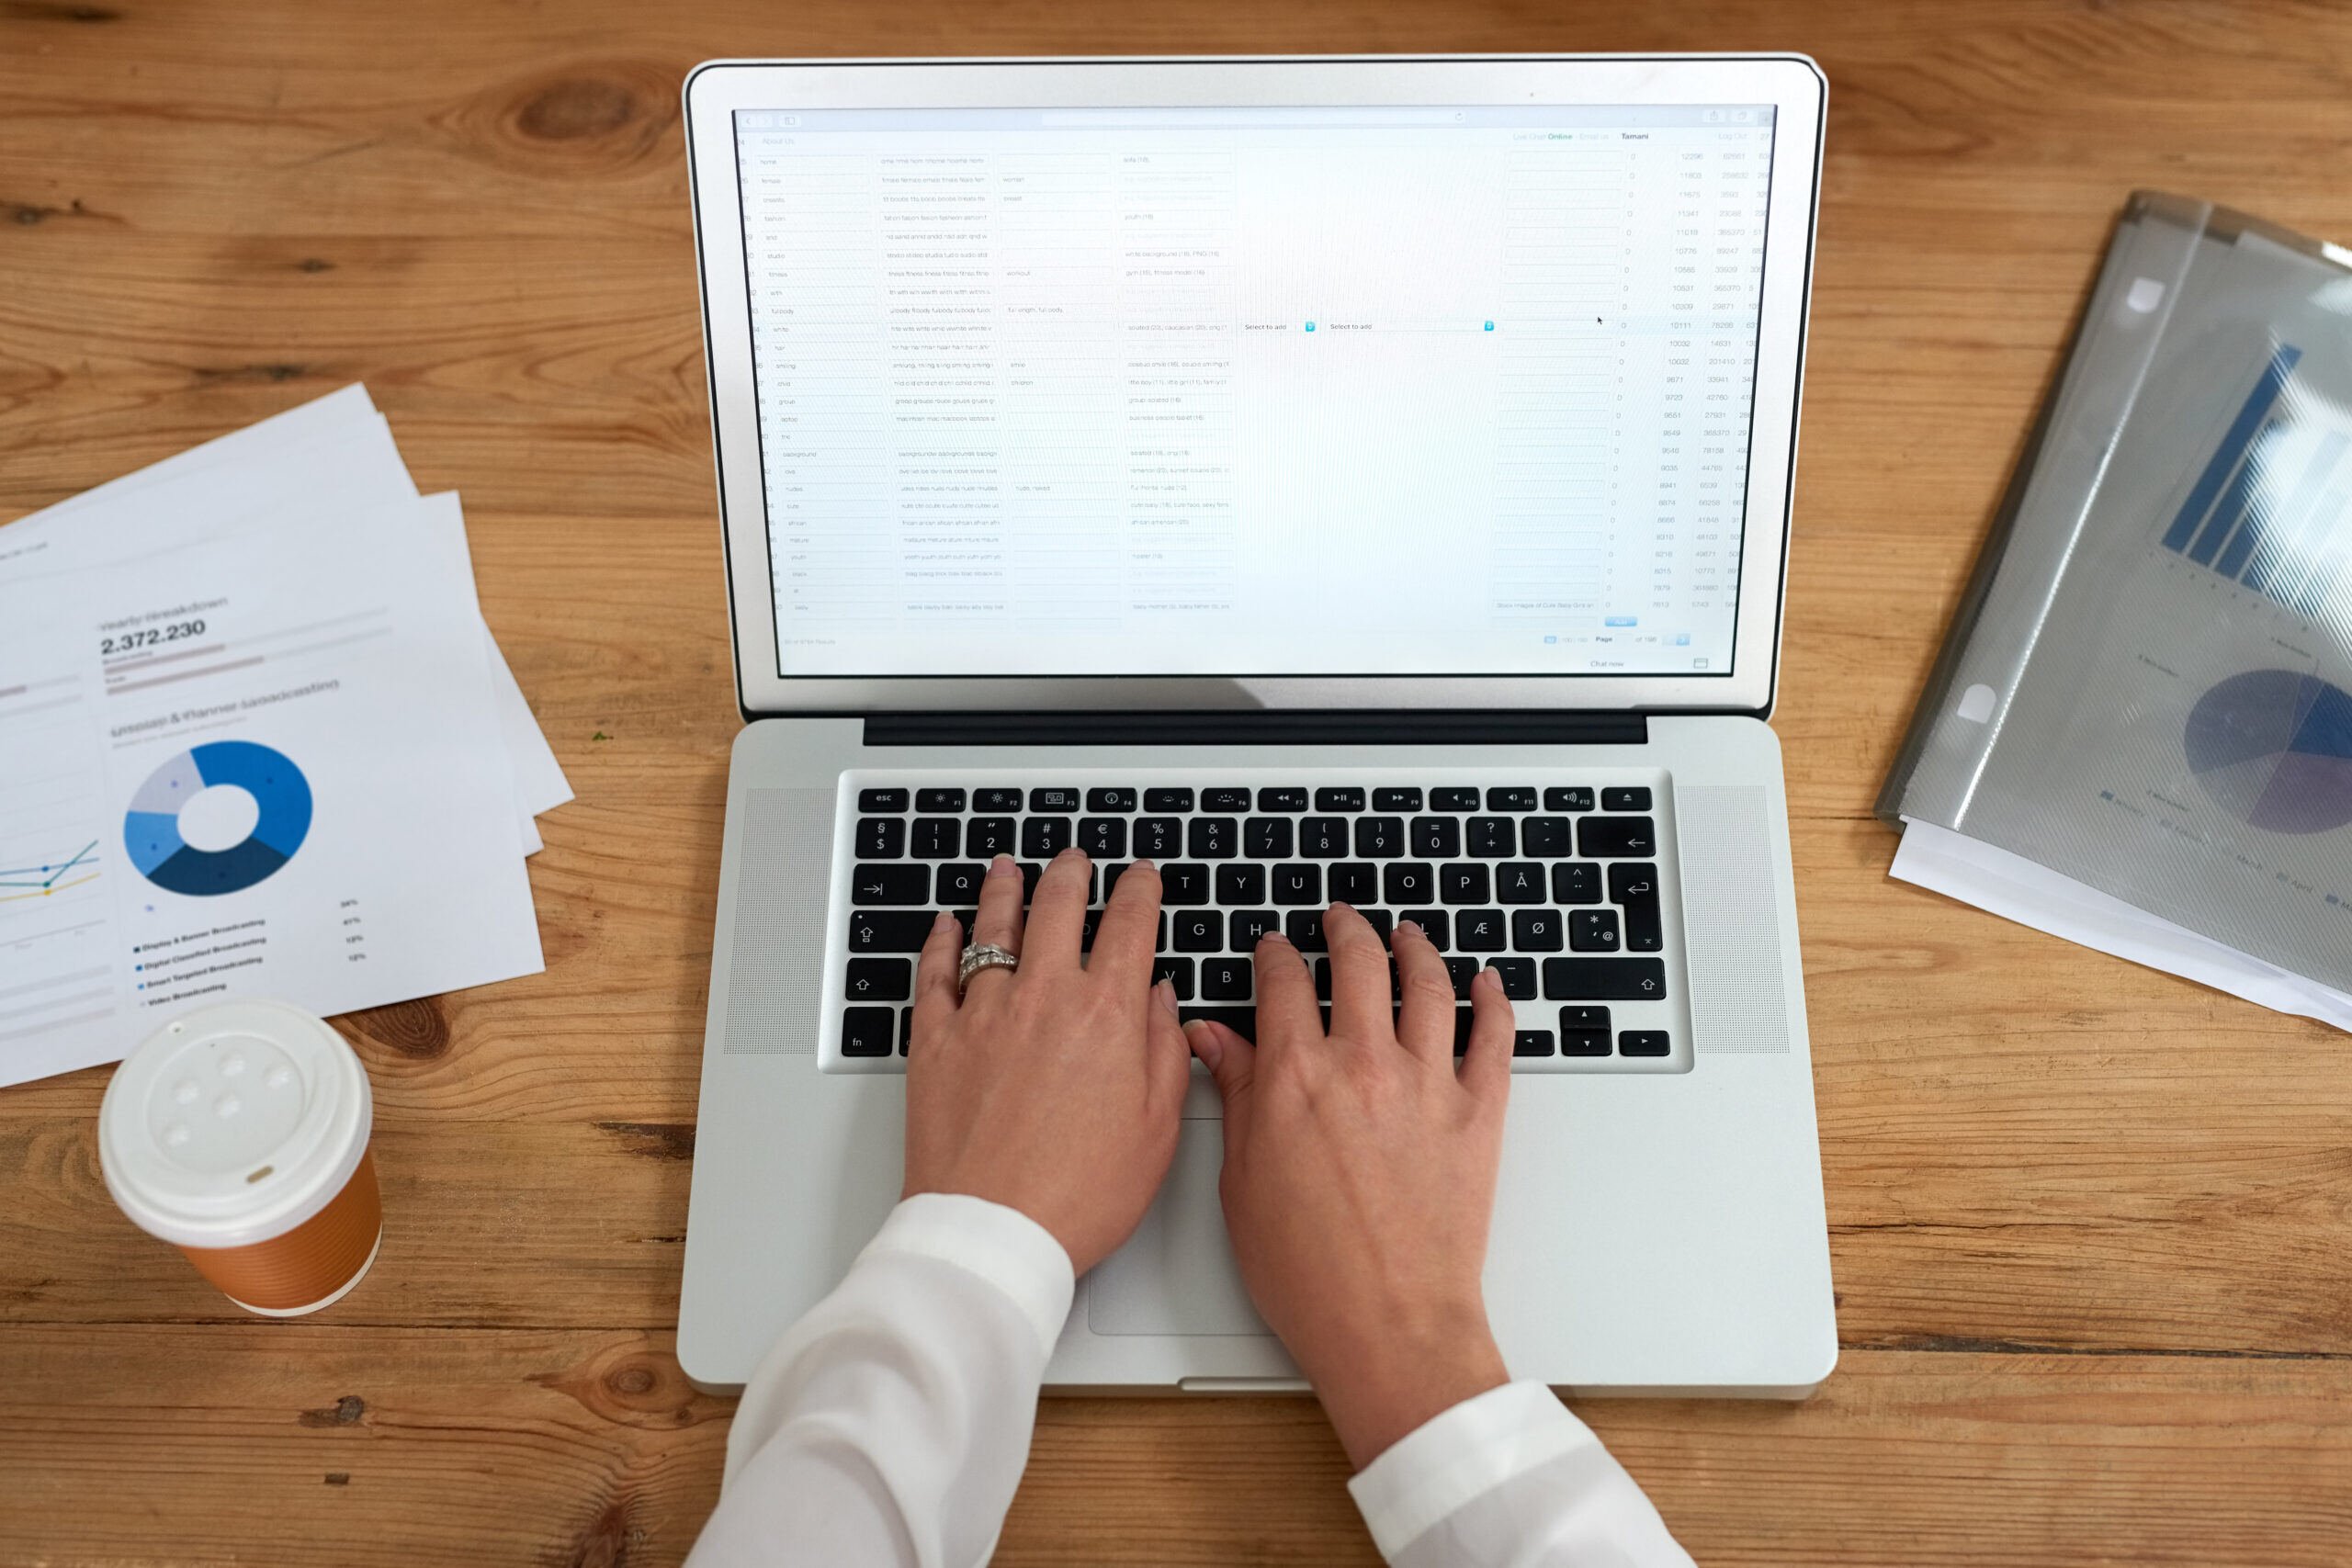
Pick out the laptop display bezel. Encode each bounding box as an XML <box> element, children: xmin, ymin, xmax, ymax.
<box><xmin>685</xmin><ymin>54</ymin><xmax>1825</xmax><ymax>718</ymax></box>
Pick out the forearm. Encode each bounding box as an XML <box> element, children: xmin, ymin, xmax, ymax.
<box><xmin>686</xmin><ymin>1194</ymin><xmax>1074</xmax><ymax>1568</ymax></box>
<box><xmin>1350</xmin><ymin>1382</ymin><xmax>1694</xmax><ymax>1568</ymax></box>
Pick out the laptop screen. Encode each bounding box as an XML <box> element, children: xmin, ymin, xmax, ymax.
<box><xmin>730</xmin><ymin>104</ymin><xmax>1777</xmax><ymax>680</ymax></box>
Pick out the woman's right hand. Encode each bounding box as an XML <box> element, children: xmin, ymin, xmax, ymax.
<box><xmin>1183</xmin><ymin>905</ymin><xmax>1519</xmax><ymax>1469</ymax></box>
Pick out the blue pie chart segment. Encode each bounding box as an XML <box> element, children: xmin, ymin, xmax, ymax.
<box><xmin>2185</xmin><ymin>670</ymin><xmax>2352</xmax><ymax>835</ymax></box>
<box><xmin>123</xmin><ymin>741</ymin><xmax>313</xmax><ymax>897</ymax></box>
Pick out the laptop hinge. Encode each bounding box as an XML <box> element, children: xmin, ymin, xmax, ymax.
<box><xmin>859</xmin><ymin>710</ymin><xmax>1649</xmax><ymax>748</ymax></box>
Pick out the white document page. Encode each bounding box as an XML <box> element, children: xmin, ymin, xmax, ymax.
<box><xmin>0</xmin><ymin>495</ymin><xmax>545</xmax><ymax>1085</ymax></box>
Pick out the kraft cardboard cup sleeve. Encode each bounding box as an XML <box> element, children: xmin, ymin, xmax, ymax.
<box><xmin>99</xmin><ymin>998</ymin><xmax>381</xmax><ymax>1316</ymax></box>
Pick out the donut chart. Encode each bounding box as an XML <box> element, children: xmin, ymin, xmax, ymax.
<box><xmin>124</xmin><ymin>741</ymin><xmax>313</xmax><ymax>897</ymax></box>
<box><xmin>2184</xmin><ymin>670</ymin><xmax>2352</xmax><ymax>835</ymax></box>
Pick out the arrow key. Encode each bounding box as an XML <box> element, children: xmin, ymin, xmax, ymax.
<box><xmin>846</xmin><ymin>958</ymin><xmax>912</xmax><ymax>1001</ymax></box>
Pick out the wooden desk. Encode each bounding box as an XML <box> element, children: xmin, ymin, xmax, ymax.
<box><xmin>4</xmin><ymin>3</ymin><xmax>2347</xmax><ymax>1562</ymax></box>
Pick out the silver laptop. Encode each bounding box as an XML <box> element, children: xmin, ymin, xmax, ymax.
<box><xmin>677</xmin><ymin>54</ymin><xmax>1835</xmax><ymax>1398</ymax></box>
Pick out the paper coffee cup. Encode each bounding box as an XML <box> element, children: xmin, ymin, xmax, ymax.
<box><xmin>99</xmin><ymin>998</ymin><xmax>381</xmax><ymax>1316</ymax></box>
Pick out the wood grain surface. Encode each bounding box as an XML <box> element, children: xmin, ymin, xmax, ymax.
<box><xmin>5</xmin><ymin>2</ymin><xmax>2350</xmax><ymax>1562</ymax></box>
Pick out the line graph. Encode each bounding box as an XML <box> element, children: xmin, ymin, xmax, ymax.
<box><xmin>0</xmin><ymin>840</ymin><xmax>103</xmax><ymax>906</ymax></box>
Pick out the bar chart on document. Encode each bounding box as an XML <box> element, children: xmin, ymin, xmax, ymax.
<box><xmin>731</xmin><ymin>105</ymin><xmax>1771</xmax><ymax>677</ymax></box>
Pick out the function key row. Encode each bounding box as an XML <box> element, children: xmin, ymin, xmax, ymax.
<box><xmin>856</xmin><ymin>784</ymin><xmax>1653</xmax><ymax>815</ymax></box>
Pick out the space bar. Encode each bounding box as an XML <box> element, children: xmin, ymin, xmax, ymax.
<box><xmin>1542</xmin><ymin>958</ymin><xmax>1668</xmax><ymax>999</ymax></box>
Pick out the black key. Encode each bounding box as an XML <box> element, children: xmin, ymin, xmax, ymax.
<box><xmin>1456</xmin><ymin>908</ymin><xmax>1507</xmax><ymax>952</ymax></box>
<box><xmin>858</xmin><ymin>787</ymin><xmax>909</xmax><ymax>812</ymax></box>
<box><xmin>947</xmin><ymin>908</ymin><xmax>977</xmax><ymax>942</ymax></box>
<box><xmin>1561</xmin><ymin>1005</ymin><xmax>1612</xmax><ymax>1032</ymax></box>
<box><xmin>1029</xmin><ymin>786</ymin><xmax>1080</xmax><ymax>812</ymax></box>
<box><xmin>1079</xmin><ymin>817</ymin><xmax>1127</xmax><ymax>858</ymax></box>
<box><xmin>845</xmin><ymin>958</ymin><xmax>911</xmax><ymax>1001</ymax></box>
<box><xmin>1229</xmin><ymin>908</ymin><xmax>1280</xmax><ymax>948</ymax></box>
<box><xmin>910</xmin><ymin>817</ymin><xmax>961</xmax><ymax>859</ymax></box>
<box><xmin>1329</xmin><ymin>863</ymin><xmax>1379</xmax><ymax>906</ymax></box>
<box><xmin>1245</xmin><ymin>817</ymin><xmax>1294</xmax><ymax>858</ymax></box>
<box><xmin>1490</xmin><ymin>956</ymin><xmax>1537</xmax><ymax>998</ymax></box>
<box><xmin>1466</xmin><ymin>817</ymin><xmax>1516</xmax><ymax>858</ymax></box>
<box><xmin>900</xmin><ymin>1008</ymin><xmax>913</xmax><ymax>1055</ymax></box>
<box><xmin>1172</xmin><ymin>908</ymin><xmax>1221</xmax><ymax>952</ymax></box>
<box><xmin>1397</xmin><ymin>909</ymin><xmax>1450</xmax><ymax>949</ymax></box>
<box><xmin>1512</xmin><ymin>909</ymin><xmax>1564</xmax><ymax>952</ymax></box>
<box><xmin>936</xmin><ymin>863</ymin><xmax>985</xmax><ymax>904</ymax></box>
<box><xmin>1553</xmin><ymin>863</ymin><xmax>1602</xmax><ymax>905</ymax></box>
<box><xmin>1495</xmin><ymin>862</ymin><xmax>1547</xmax><ymax>905</ymax></box>
<box><xmin>1021</xmin><ymin>817</ymin><xmax>1072</xmax><ymax>858</ymax></box>
<box><xmin>1452</xmin><ymin>1007</ymin><xmax>1476</xmax><ymax>1055</ymax></box>
<box><xmin>1086</xmin><ymin>786</ymin><xmax>1137</xmax><ymax>812</ymax></box>
<box><xmin>1546</xmin><ymin>785</ymin><xmax>1596</xmax><ymax>812</ymax></box>
<box><xmin>974</xmin><ymin>787</ymin><xmax>1023</xmax><ymax>811</ymax></box>
<box><xmin>1486</xmin><ymin>786</ymin><xmax>1539</xmax><ymax>811</ymax></box>
<box><xmin>1284</xmin><ymin>909</ymin><xmax>1328</xmax><ymax>951</ymax></box>
<box><xmin>1620</xmin><ymin>1030</ymin><xmax>1671</xmax><ymax>1057</ymax></box>
<box><xmin>1353</xmin><ymin>817</ymin><xmax>1405</xmax><ymax>858</ymax></box>
<box><xmin>842</xmin><ymin>1006</ymin><xmax>895</xmax><ymax>1057</ymax></box>
<box><xmin>1569</xmin><ymin>908</ymin><xmax>1621</xmax><ymax>952</ymax></box>
<box><xmin>1521</xmin><ymin>816</ymin><xmax>1572</xmax><ymax>855</ymax></box>
<box><xmin>1374</xmin><ymin>787</ymin><xmax>1423</xmax><ymax>811</ymax></box>
<box><xmin>1603</xmin><ymin>786</ymin><xmax>1653</xmax><ymax>812</ymax></box>
<box><xmin>967</xmin><ymin>818</ymin><xmax>1017</xmax><ymax>858</ymax></box>
<box><xmin>854</xmin><ymin>818</ymin><xmax>905</xmax><ymax>859</ymax></box>
<box><xmin>1514</xmin><ymin>1030</ymin><xmax>1556</xmax><ymax>1058</ymax></box>
<box><xmin>1080</xmin><ymin>909</ymin><xmax>1100</xmax><ymax>951</ymax></box>
<box><xmin>1315</xmin><ymin>785</ymin><xmax>1366</xmax><ymax>812</ymax></box>
<box><xmin>852</xmin><ymin>865</ymin><xmax>930</xmax><ymax>905</ymax></box>
<box><xmin>1201</xmin><ymin>956</ymin><xmax>1252</xmax><ymax>1000</ymax></box>
<box><xmin>1188</xmin><ymin>817</ymin><xmax>1238</xmax><ymax>859</ymax></box>
<box><xmin>1543</xmin><ymin>957</ymin><xmax>1668</xmax><ymax>1000</ymax></box>
<box><xmin>1299</xmin><ymin>816</ymin><xmax>1349</xmax><ymax>857</ymax></box>
<box><xmin>1383</xmin><ymin>863</ymin><xmax>1435</xmax><ymax>905</ymax></box>
<box><xmin>1444</xmin><ymin>957</ymin><xmax>1480</xmax><ymax>998</ymax></box>
<box><xmin>916</xmin><ymin>787</ymin><xmax>967</xmax><ymax>813</ymax></box>
<box><xmin>1272</xmin><ymin>863</ymin><xmax>1322</xmax><ymax>906</ymax></box>
<box><xmin>1561</xmin><ymin>1025</ymin><xmax>1612</xmax><ymax>1056</ymax></box>
<box><xmin>1179</xmin><ymin>1006</ymin><xmax>1255</xmax><ymax>1039</ymax></box>
<box><xmin>1015</xmin><ymin>863</ymin><xmax>1045</xmax><ymax>902</ymax></box>
<box><xmin>1102</xmin><ymin>861</ymin><xmax>1135</xmax><ymax>898</ymax></box>
<box><xmin>1134</xmin><ymin>817</ymin><xmax>1183</xmax><ymax>858</ymax></box>
<box><xmin>1430</xmin><ymin>787</ymin><xmax>1480</xmax><ymax>811</ymax></box>
<box><xmin>1216</xmin><ymin>864</ymin><xmax>1266</xmax><ymax>905</ymax></box>
<box><xmin>1161</xmin><ymin>863</ymin><xmax>1211</xmax><ymax>904</ymax></box>
<box><xmin>1358</xmin><ymin>909</ymin><xmax>1394</xmax><ymax>941</ymax></box>
<box><xmin>1578</xmin><ymin>816</ymin><xmax>1657</xmax><ymax>858</ymax></box>
<box><xmin>1204</xmin><ymin>787</ymin><xmax>1252</xmax><ymax>812</ymax></box>
<box><xmin>1153</xmin><ymin>956</ymin><xmax>1195</xmax><ymax>999</ymax></box>
<box><xmin>1609</xmin><ymin>863</ymin><xmax>1664</xmax><ymax>952</ymax></box>
<box><xmin>1257</xmin><ymin>786</ymin><xmax>1309</xmax><ymax>811</ymax></box>
<box><xmin>847</xmin><ymin>911</ymin><xmax>934</xmax><ymax>952</ymax></box>
<box><xmin>1144</xmin><ymin>787</ymin><xmax>1193</xmax><ymax>812</ymax></box>
<box><xmin>1410</xmin><ymin>816</ymin><xmax>1461</xmax><ymax>857</ymax></box>
<box><xmin>1440</xmin><ymin>863</ymin><xmax>1489</xmax><ymax>905</ymax></box>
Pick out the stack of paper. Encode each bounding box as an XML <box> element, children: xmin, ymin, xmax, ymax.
<box><xmin>0</xmin><ymin>388</ymin><xmax>569</xmax><ymax>1085</ymax></box>
<box><xmin>1878</xmin><ymin>192</ymin><xmax>2352</xmax><ymax>1032</ymax></box>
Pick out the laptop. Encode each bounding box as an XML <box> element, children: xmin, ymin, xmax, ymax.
<box><xmin>677</xmin><ymin>54</ymin><xmax>1836</xmax><ymax>1398</ymax></box>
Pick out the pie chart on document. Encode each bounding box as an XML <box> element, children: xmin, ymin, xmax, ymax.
<box><xmin>2183</xmin><ymin>669</ymin><xmax>2352</xmax><ymax>834</ymax></box>
<box><xmin>123</xmin><ymin>740</ymin><xmax>315</xmax><ymax>896</ymax></box>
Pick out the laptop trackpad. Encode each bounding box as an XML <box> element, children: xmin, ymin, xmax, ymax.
<box><xmin>1086</xmin><ymin>1120</ymin><xmax>1271</xmax><ymax>1337</ymax></box>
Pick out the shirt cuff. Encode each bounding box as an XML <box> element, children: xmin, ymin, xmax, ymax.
<box><xmin>1346</xmin><ymin>1380</ymin><xmax>1601</xmax><ymax>1559</ymax></box>
<box><xmin>861</xmin><ymin>1193</ymin><xmax>1076</xmax><ymax>1360</ymax></box>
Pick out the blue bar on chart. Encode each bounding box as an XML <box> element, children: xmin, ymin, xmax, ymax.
<box><xmin>2160</xmin><ymin>343</ymin><xmax>2302</xmax><ymax>555</ymax></box>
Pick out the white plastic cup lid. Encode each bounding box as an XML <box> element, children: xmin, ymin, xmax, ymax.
<box><xmin>99</xmin><ymin>998</ymin><xmax>373</xmax><ymax>1251</ymax></box>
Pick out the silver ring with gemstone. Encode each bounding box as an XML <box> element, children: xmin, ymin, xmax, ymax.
<box><xmin>957</xmin><ymin>942</ymin><xmax>1020</xmax><ymax>995</ymax></box>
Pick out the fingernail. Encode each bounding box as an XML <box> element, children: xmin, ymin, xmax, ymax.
<box><xmin>932</xmin><ymin>910</ymin><xmax>957</xmax><ymax>931</ymax></box>
<box><xmin>1057</xmin><ymin>846</ymin><xmax>1087</xmax><ymax>863</ymax></box>
<box><xmin>1189</xmin><ymin>1022</ymin><xmax>1224</xmax><ymax>1072</ymax></box>
<box><xmin>1329</xmin><ymin>901</ymin><xmax>1355</xmax><ymax>917</ymax></box>
<box><xmin>988</xmin><ymin>854</ymin><xmax>1018</xmax><ymax>878</ymax></box>
<box><xmin>1155</xmin><ymin>977</ymin><xmax>1180</xmax><ymax>1018</ymax></box>
<box><xmin>1399</xmin><ymin>919</ymin><xmax>1424</xmax><ymax>939</ymax></box>
<box><xmin>1258</xmin><ymin>930</ymin><xmax>1291</xmax><ymax>949</ymax></box>
<box><xmin>1477</xmin><ymin>963</ymin><xmax>1503</xmax><ymax>989</ymax></box>
<box><xmin>1131</xmin><ymin>857</ymin><xmax>1156</xmax><ymax>874</ymax></box>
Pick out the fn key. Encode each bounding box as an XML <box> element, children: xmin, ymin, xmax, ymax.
<box><xmin>842</xmin><ymin>1006</ymin><xmax>895</xmax><ymax>1057</ymax></box>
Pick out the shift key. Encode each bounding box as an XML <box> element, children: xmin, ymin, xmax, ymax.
<box><xmin>847</xmin><ymin>910</ymin><xmax>939</xmax><ymax>952</ymax></box>
<box><xmin>1543</xmin><ymin>956</ymin><xmax>1668</xmax><ymax>1000</ymax></box>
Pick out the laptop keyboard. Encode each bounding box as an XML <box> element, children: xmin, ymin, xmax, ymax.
<box><xmin>829</xmin><ymin>773</ymin><xmax>1690</xmax><ymax>1074</ymax></box>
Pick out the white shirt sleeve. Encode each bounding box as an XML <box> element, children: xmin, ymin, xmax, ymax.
<box><xmin>1348</xmin><ymin>1381</ymin><xmax>1695</xmax><ymax>1567</ymax></box>
<box><xmin>685</xmin><ymin>1192</ymin><xmax>1074</xmax><ymax>1568</ymax></box>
